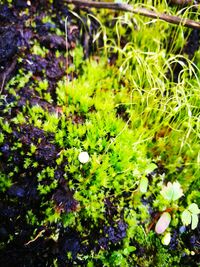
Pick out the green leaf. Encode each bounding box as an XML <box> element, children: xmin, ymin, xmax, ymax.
<box><xmin>161</xmin><ymin>182</ymin><xmax>173</xmax><ymax>201</ymax></box>
<box><xmin>139</xmin><ymin>177</ymin><xmax>149</xmax><ymax>193</ymax></box>
<box><xmin>181</xmin><ymin>210</ymin><xmax>191</xmax><ymax>226</ymax></box>
<box><xmin>123</xmin><ymin>246</ymin><xmax>136</xmax><ymax>256</ymax></box>
<box><xmin>144</xmin><ymin>163</ymin><xmax>157</xmax><ymax>175</ymax></box>
<box><xmin>87</xmin><ymin>261</ymin><xmax>94</xmax><ymax>267</ymax></box>
<box><xmin>155</xmin><ymin>212</ymin><xmax>171</xmax><ymax>234</ymax></box>
<box><xmin>160</xmin><ymin>181</ymin><xmax>183</xmax><ymax>202</ymax></box>
<box><xmin>191</xmin><ymin>214</ymin><xmax>199</xmax><ymax>230</ymax></box>
<box><xmin>188</xmin><ymin>203</ymin><xmax>200</xmax><ymax>215</ymax></box>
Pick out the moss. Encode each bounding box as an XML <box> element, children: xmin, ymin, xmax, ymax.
<box><xmin>0</xmin><ymin>1</ymin><xmax>200</xmax><ymax>265</ymax></box>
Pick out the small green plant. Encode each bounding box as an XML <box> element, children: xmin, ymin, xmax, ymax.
<box><xmin>139</xmin><ymin>163</ymin><xmax>157</xmax><ymax>193</ymax></box>
<box><xmin>0</xmin><ymin>3</ymin><xmax>200</xmax><ymax>266</ymax></box>
<box><xmin>0</xmin><ymin>173</ymin><xmax>12</xmax><ymax>192</ymax></box>
<box><xmin>181</xmin><ymin>203</ymin><xmax>200</xmax><ymax>230</ymax></box>
<box><xmin>160</xmin><ymin>181</ymin><xmax>184</xmax><ymax>202</ymax></box>
<box><xmin>155</xmin><ymin>181</ymin><xmax>199</xmax><ymax>238</ymax></box>
<box><xmin>31</xmin><ymin>40</ymin><xmax>48</xmax><ymax>57</ymax></box>
<box><xmin>35</xmin><ymin>79</ymin><xmax>52</xmax><ymax>102</ymax></box>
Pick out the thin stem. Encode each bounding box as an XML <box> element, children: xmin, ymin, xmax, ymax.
<box><xmin>65</xmin><ymin>16</ymin><xmax>69</xmax><ymax>106</ymax></box>
<box><xmin>65</xmin><ymin>0</ymin><xmax>200</xmax><ymax>29</ymax></box>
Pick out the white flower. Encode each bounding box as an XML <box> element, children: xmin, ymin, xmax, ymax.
<box><xmin>78</xmin><ymin>151</ymin><xmax>90</xmax><ymax>164</ymax></box>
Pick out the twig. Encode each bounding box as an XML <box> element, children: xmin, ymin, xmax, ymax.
<box><xmin>0</xmin><ymin>74</ymin><xmax>6</xmax><ymax>95</ymax></box>
<box><xmin>65</xmin><ymin>0</ymin><xmax>200</xmax><ymax>29</ymax></box>
<box><xmin>24</xmin><ymin>229</ymin><xmax>45</xmax><ymax>246</ymax></box>
<box><xmin>0</xmin><ymin>58</ymin><xmax>17</xmax><ymax>93</ymax></box>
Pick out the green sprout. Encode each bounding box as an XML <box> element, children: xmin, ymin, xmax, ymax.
<box><xmin>160</xmin><ymin>181</ymin><xmax>184</xmax><ymax>202</ymax></box>
<box><xmin>181</xmin><ymin>203</ymin><xmax>200</xmax><ymax>230</ymax></box>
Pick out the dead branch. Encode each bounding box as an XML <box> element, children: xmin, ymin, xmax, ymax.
<box><xmin>65</xmin><ymin>0</ymin><xmax>200</xmax><ymax>29</ymax></box>
<box><xmin>170</xmin><ymin>0</ymin><xmax>193</xmax><ymax>5</ymax></box>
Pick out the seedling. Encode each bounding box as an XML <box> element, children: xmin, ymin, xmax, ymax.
<box><xmin>160</xmin><ymin>181</ymin><xmax>184</xmax><ymax>202</ymax></box>
<box><xmin>181</xmin><ymin>203</ymin><xmax>200</xmax><ymax>230</ymax></box>
<box><xmin>155</xmin><ymin>181</ymin><xmax>182</xmax><ymax>234</ymax></box>
<box><xmin>155</xmin><ymin>181</ymin><xmax>199</xmax><ymax>237</ymax></box>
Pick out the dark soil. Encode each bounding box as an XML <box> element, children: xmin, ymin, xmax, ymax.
<box><xmin>0</xmin><ymin>1</ymin><xmax>200</xmax><ymax>266</ymax></box>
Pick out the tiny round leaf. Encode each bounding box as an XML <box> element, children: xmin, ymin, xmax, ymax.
<box><xmin>188</xmin><ymin>203</ymin><xmax>200</xmax><ymax>215</ymax></box>
<box><xmin>181</xmin><ymin>210</ymin><xmax>191</xmax><ymax>226</ymax></box>
<box><xmin>191</xmin><ymin>214</ymin><xmax>199</xmax><ymax>230</ymax></box>
<box><xmin>139</xmin><ymin>177</ymin><xmax>148</xmax><ymax>193</ymax></box>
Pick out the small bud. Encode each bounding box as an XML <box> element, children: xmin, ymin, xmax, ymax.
<box><xmin>162</xmin><ymin>232</ymin><xmax>171</xmax><ymax>246</ymax></box>
<box><xmin>78</xmin><ymin>151</ymin><xmax>90</xmax><ymax>164</ymax></box>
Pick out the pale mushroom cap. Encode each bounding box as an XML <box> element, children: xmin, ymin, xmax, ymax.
<box><xmin>78</xmin><ymin>151</ymin><xmax>90</xmax><ymax>164</ymax></box>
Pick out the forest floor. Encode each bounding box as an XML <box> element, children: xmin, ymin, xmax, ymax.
<box><xmin>0</xmin><ymin>1</ymin><xmax>200</xmax><ymax>266</ymax></box>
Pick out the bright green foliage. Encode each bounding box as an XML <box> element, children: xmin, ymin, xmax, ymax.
<box><xmin>31</xmin><ymin>40</ymin><xmax>48</xmax><ymax>57</ymax></box>
<box><xmin>161</xmin><ymin>181</ymin><xmax>183</xmax><ymax>202</ymax></box>
<box><xmin>0</xmin><ymin>1</ymin><xmax>200</xmax><ymax>266</ymax></box>
<box><xmin>181</xmin><ymin>203</ymin><xmax>200</xmax><ymax>230</ymax></box>
<box><xmin>188</xmin><ymin>203</ymin><xmax>200</xmax><ymax>214</ymax></box>
<box><xmin>161</xmin><ymin>232</ymin><xmax>171</xmax><ymax>246</ymax></box>
<box><xmin>0</xmin><ymin>173</ymin><xmax>12</xmax><ymax>192</ymax></box>
<box><xmin>139</xmin><ymin>177</ymin><xmax>149</xmax><ymax>193</ymax></box>
<box><xmin>181</xmin><ymin>210</ymin><xmax>192</xmax><ymax>226</ymax></box>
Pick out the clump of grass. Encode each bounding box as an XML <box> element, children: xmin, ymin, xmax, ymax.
<box><xmin>97</xmin><ymin>4</ymin><xmax>200</xmax><ymax>186</ymax></box>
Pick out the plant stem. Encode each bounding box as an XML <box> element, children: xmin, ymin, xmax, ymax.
<box><xmin>65</xmin><ymin>0</ymin><xmax>200</xmax><ymax>29</ymax></box>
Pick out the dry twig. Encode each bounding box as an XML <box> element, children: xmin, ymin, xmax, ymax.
<box><xmin>24</xmin><ymin>230</ymin><xmax>46</xmax><ymax>246</ymax></box>
<box><xmin>65</xmin><ymin>0</ymin><xmax>200</xmax><ymax>29</ymax></box>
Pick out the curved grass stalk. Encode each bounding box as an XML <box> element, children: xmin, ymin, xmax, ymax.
<box><xmin>65</xmin><ymin>17</ymin><xmax>70</xmax><ymax>85</ymax></box>
<box><xmin>87</xmin><ymin>14</ymin><xmax>108</xmax><ymax>56</ymax></box>
<box><xmin>74</xmin><ymin>6</ymin><xmax>199</xmax><ymax>170</ymax></box>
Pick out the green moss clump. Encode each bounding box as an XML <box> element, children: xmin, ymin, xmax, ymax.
<box><xmin>0</xmin><ymin>1</ymin><xmax>200</xmax><ymax>266</ymax></box>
